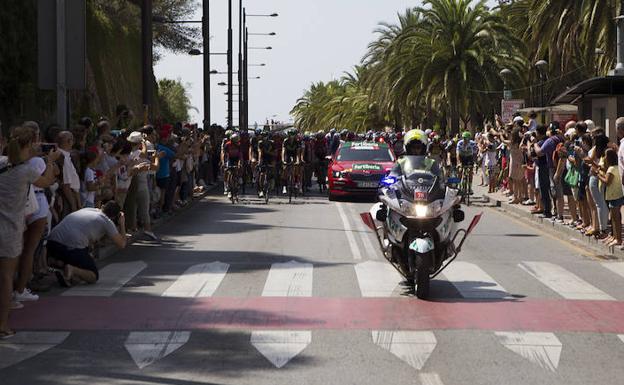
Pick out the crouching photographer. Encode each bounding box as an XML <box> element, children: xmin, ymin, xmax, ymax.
<box><xmin>47</xmin><ymin>201</ymin><xmax>127</xmax><ymax>287</ymax></box>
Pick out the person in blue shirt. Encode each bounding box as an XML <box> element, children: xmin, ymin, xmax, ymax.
<box><xmin>155</xmin><ymin>137</ymin><xmax>177</xmax><ymax>213</ymax></box>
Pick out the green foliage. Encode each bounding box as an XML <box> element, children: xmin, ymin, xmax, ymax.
<box><xmin>158</xmin><ymin>78</ymin><xmax>195</xmax><ymax>123</ymax></box>
<box><xmin>293</xmin><ymin>0</ymin><xmax>526</xmax><ymax>134</ymax></box>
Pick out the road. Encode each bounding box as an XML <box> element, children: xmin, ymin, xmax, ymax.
<box><xmin>3</xmin><ymin>189</ymin><xmax>624</xmax><ymax>385</ymax></box>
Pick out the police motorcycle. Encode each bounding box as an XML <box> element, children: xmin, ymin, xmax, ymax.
<box><xmin>360</xmin><ymin>130</ymin><xmax>482</xmax><ymax>299</ymax></box>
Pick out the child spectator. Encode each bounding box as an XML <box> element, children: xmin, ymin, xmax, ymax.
<box><xmin>598</xmin><ymin>148</ymin><xmax>624</xmax><ymax>247</ymax></box>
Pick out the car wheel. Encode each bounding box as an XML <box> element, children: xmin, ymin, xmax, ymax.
<box><xmin>328</xmin><ymin>192</ymin><xmax>337</xmax><ymax>201</ymax></box>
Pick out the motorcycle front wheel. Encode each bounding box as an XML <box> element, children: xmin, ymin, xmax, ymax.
<box><xmin>415</xmin><ymin>252</ymin><xmax>432</xmax><ymax>299</ymax></box>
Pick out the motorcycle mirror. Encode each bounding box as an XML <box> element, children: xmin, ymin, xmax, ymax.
<box><xmin>466</xmin><ymin>212</ymin><xmax>483</xmax><ymax>234</ymax></box>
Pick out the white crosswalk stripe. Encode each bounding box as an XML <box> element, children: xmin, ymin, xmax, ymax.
<box><xmin>336</xmin><ymin>202</ymin><xmax>362</xmax><ymax>260</ymax></box>
<box><xmin>261</xmin><ymin>261</ymin><xmax>313</xmax><ymax>297</ymax></box>
<box><xmin>347</xmin><ymin>203</ymin><xmax>379</xmax><ymax>260</ymax></box>
<box><xmin>441</xmin><ymin>261</ymin><xmax>508</xmax><ymax>299</ymax></box>
<box><xmin>519</xmin><ymin>261</ymin><xmax>614</xmax><ymax>300</ymax></box>
<box><xmin>162</xmin><ymin>262</ymin><xmax>229</xmax><ymax>298</ymax></box>
<box><xmin>355</xmin><ymin>260</ymin><xmax>403</xmax><ymax>297</ymax></box>
<box><xmin>602</xmin><ymin>262</ymin><xmax>624</xmax><ymax>280</ymax></box>
<box><xmin>0</xmin><ymin>332</ymin><xmax>70</xmax><ymax>370</ymax></box>
<box><xmin>63</xmin><ymin>261</ymin><xmax>147</xmax><ymax>297</ymax></box>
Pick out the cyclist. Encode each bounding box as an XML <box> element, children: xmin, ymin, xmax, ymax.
<box><xmin>257</xmin><ymin>130</ymin><xmax>276</xmax><ymax>198</ymax></box>
<box><xmin>393</xmin><ymin>131</ymin><xmax>405</xmax><ymax>157</ymax></box>
<box><xmin>282</xmin><ymin>128</ymin><xmax>303</xmax><ymax>194</ymax></box>
<box><xmin>250</xmin><ymin>128</ymin><xmax>262</xmax><ymax>183</ymax></box>
<box><xmin>302</xmin><ymin>132</ymin><xmax>315</xmax><ymax>190</ymax></box>
<box><xmin>239</xmin><ymin>128</ymin><xmax>251</xmax><ymax>186</ymax></box>
<box><xmin>427</xmin><ymin>133</ymin><xmax>446</xmax><ymax>173</ymax></box>
<box><xmin>221</xmin><ymin>132</ymin><xmax>242</xmax><ymax>199</ymax></box>
<box><xmin>456</xmin><ymin>131</ymin><xmax>477</xmax><ymax>194</ymax></box>
<box><xmin>221</xmin><ymin>129</ymin><xmax>233</xmax><ymax>194</ymax></box>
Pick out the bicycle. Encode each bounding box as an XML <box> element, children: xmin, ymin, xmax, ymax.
<box><xmin>284</xmin><ymin>162</ymin><xmax>299</xmax><ymax>204</ymax></box>
<box><xmin>224</xmin><ymin>165</ymin><xmax>240</xmax><ymax>204</ymax></box>
<box><xmin>258</xmin><ymin>164</ymin><xmax>272</xmax><ymax>204</ymax></box>
<box><xmin>240</xmin><ymin>160</ymin><xmax>252</xmax><ymax>195</ymax></box>
<box><xmin>316</xmin><ymin>158</ymin><xmax>328</xmax><ymax>193</ymax></box>
<box><xmin>459</xmin><ymin>163</ymin><xmax>473</xmax><ymax>206</ymax></box>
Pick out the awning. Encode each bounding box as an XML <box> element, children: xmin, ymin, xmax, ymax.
<box><xmin>517</xmin><ymin>104</ymin><xmax>578</xmax><ymax>114</ymax></box>
<box><xmin>553</xmin><ymin>76</ymin><xmax>624</xmax><ymax>104</ymax></box>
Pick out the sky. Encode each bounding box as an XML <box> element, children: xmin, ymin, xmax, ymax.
<box><xmin>154</xmin><ymin>0</ymin><xmax>498</xmax><ymax>128</ymax></box>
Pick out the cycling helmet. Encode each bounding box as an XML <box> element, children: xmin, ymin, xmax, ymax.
<box><xmin>462</xmin><ymin>131</ymin><xmax>472</xmax><ymax>140</ymax></box>
<box><xmin>424</xmin><ymin>129</ymin><xmax>433</xmax><ymax>136</ymax></box>
<box><xmin>287</xmin><ymin>128</ymin><xmax>297</xmax><ymax>137</ymax></box>
<box><xmin>403</xmin><ymin>129</ymin><xmax>429</xmax><ymax>156</ymax></box>
<box><xmin>225</xmin><ymin>129</ymin><xmax>233</xmax><ymax>138</ymax></box>
<box><xmin>316</xmin><ymin>131</ymin><xmax>324</xmax><ymax>139</ymax></box>
<box><xmin>231</xmin><ymin>133</ymin><xmax>240</xmax><ymax>142</ymax></box>
<box><xmin>255</xmin><ymin>128</ymin><xmax>263</xmax><ymax>136</ymax></box>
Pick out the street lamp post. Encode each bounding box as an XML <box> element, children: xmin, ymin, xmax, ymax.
<box><xmin>239</xmin><ymin>3</ymin><xmax>245</xmax><ymax>130</ymax></box>
<box><xmin>227</xmin><ymin>0</ymin><xmax>233</xmax><ymax>129</ymax></box>
<box><xmin>500</xmin><ymin>68</ymin><xmax>512</xmax><ymax>101</ymax></box>
<box><xmin>535</xmin><ymin>60</ymin><xmax>548</xmax><ymax>123</ymax></box>
<box><xmin>141</xmin><ymin>0</ymin><xmax>153</xmax><ymax>124</ymax></box>
<box><xmin>202</xmin><ymin>0</ymin><xmax>210</xmax><ymax>128</ymax></box>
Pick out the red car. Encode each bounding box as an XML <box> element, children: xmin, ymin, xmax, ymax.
<box><xmin>327</xmin><ymin>141</ymin><xmax>396</xmax><ymax>200</ymax></box>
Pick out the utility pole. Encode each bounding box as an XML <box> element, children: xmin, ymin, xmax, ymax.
<box><xmin>244</xmin><ymin>27</ymin><xmax>249</xmax><ymax>131</ymax></box>
<box><xmin>141</xmin><ymin>0</ymin><xmax>153</xmax><ymax>124</ymax></box>
<box><xmin>238</xmin><ymin>3</ymin><xmax>244</xmax><ymax>131</ymax></box>
<box><xmin>56</xmin><ymin>0</ymin><xmax>67</xmax><ymax>128</ymax></box>
<box><xmin>202</xmin><ymin>0</ymin><xmax>210</xmax><ymax>128</ymax></box>
<box><xmin>227</xmin><ymin>0</ymin><xmax>233</xmax><ymax>129</ymax></box>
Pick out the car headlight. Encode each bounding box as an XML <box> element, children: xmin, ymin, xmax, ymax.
<box><xmin>332</xmin><ymin>171</ymin><xmax>342</xmax><ymax>178</ymax></box>
<box><xmin>414</xmin><ymin>204</ymin><xmax>428</xmax><ymax>218</ymax></box>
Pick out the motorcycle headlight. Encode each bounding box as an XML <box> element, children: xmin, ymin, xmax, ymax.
<box><xmin>414</xmin><ymin>204</ymin><xmax>428</xmax><ymax>218</ymax></box>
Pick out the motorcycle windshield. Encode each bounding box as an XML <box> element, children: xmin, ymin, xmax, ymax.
<box><xmin>400</xmin><ymin>156</ymin><xmax>441</xmax><ymax>179</ymax></box>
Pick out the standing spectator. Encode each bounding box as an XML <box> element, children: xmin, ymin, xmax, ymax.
<box><xmin>527</xmin><ymin>111</ymin><xmax>538</xmax><ymax>132</ymax></box>
<box><xmin>507</xmin><ymin>128</ymin><xmax>524</xmax><ymax>204</ymax></box>
<box><xmin>0</xmin><ymin>126</ymin><xmax>60</xmax><ymax>339</ymax></box>
<box><xmin>586</xmin><ymin>133</ymin><xmax>610</xmax><ymax>238</ymax></box>
<box><xmin>533</xmin><ymin>124</ymin><xmax>562</xmax><ymax>218</ymax></box>
<box><xmin>156</xmin><ymin>132</ymin><xmax>177</xmax><ymax>214</ymax></box>
<box><xmin>125</xmin><ymin>131</ymin><xmax>160</xmax><ymax>240</ymax></box>
<box><xmin>599</xmin><ymin>148</ymin><xmax>624</xmax><ymax>247</ymax></box>
<box><xmin>616</xmin><ymin>117</ymin><xmax>624</xmax><ymax>185</ymax></box>
<box><xmin>56</xmin><ymin>131</ymin><xmax>81</xmax><ymax>213</ymax></box>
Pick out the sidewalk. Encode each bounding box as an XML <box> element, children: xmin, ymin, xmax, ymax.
<box><xmin>94</xmin><ymin>183</ymin><xmax>221</xmax><ymax>260</ymax></box>
<box><xmin>475</xmin><ymin>183</ymin><xmax>623</xmax><ymax>260</ymax></box>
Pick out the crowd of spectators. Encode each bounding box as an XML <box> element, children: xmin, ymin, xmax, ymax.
<box><xmin>472</xmin><ymin>114</ymin><xmax>624</xmax><ymax>251</ymax></box>
<box><xmin>0</xmin><ymin>107</ymin><xmax>225</xmax><ymax>338</ymax></box>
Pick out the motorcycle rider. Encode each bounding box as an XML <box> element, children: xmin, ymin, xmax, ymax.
<box><xmin>388</xmin><ymin>129</ymin><xmax>441</xmax><ymax>178</ymax></box>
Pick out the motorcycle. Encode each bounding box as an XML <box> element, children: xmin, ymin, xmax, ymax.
<box><xmin>360</xmin><ymin>156</ymin><xmax>482</xmax><ymax>299</ymax></box>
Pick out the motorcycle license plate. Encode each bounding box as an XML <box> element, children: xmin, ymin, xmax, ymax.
<box><xmin>358</xmin><ymin>181</ymin><xmax>378</xmax><ymax>188</ymax></box>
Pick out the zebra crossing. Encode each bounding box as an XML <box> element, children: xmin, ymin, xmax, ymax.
<box><xmin>57</xmin><ymin>259</ymin><xmax>624</xmax><ymax>302</ymax></box>
<box><xmin>3</xmin><ymin>259</ymin><xmax>624</xmax><ymax>372</ymax></box>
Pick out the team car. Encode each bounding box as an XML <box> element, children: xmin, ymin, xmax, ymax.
<box><xmin>327</xmin><ymin>141</ymin><xmax>396</xmax><ymax>200</ymax></box>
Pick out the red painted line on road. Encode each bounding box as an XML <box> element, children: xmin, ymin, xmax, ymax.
<box><xmin>10</xmin><ymin>296</ymin><xmax>624</xmax><ymax>333</ymax></box>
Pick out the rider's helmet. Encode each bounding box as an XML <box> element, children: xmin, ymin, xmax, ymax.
<box><xmin>347</xmin><ymin>131</ymin><xmax>356</xmax><ymax>141</ymax></box>
<box><xmin>424</xmin><ymin>129</ymin><xmax>433</xmax><ymax>137</ymax></box>
<box><xmin>225</xmin><ymin>129</ymin><xmax>233</xmax><ymax>139</ymax></box>
<box><xmin>462</xmin><ymin>131</ymin><xmax>472</xmax><ymax>140</ymax></box>
<box><xmin>316</xmin><ymin>130</ymin><xmax>324</xmax><ymax>139</ymax></box>
<box><xmin>231</xmin><ymin>133</ymin><xmax>240</xmax><ymax>143</ymax></box>
<box><xmin>287</xmin><ymin>128</ymin><xmax>297</xmax><ymax>138</ymax></box>
<box><xmin>403</xmin><ymin>129</ymin><xmax>429</xmax><ymax>156</ymax></box>
<box><xmin>255</xmin><ymin>128</ymin><xmax>263</xmax><ymax>136</ymax></box>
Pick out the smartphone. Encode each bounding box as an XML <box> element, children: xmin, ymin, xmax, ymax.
<box><xmin>40</xmin><ymin>143</ymin><xmax>57</xmax><ymax>154</ymax></box>
<box><xmin>147</xmin><ymin>150</ymin><xmax>156</xmax><ymax>159</ymax></box>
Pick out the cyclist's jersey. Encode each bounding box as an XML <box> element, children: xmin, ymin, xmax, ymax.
<box><xmin>239</xmin><ymin>133</ymin><xmax>250</xmax><ymax>161</ymax></box>
<box><xmin>445</xmin><ymin>140</ymin><xmax>459</xmax><ymax>165</ymax></box>
<box><xmin>303</xmin><ymin>140</ymin><xmax>314</xmax><ymax>163</ymax></box>
<box><xmin>258</xmin><ymin>139</ymin><xmax>275</xmax><ymax>163</ymax></box>
<box><xmin>283</xmin><ymin>137</ymin><xmax>302</xmax><ymax>161</ymax></box>
<box><xmin>456</xmin><ymin>140</ymin><xmax>477</xmax><ymax>162</ymax></box>
<box><xmin>224</xmin><ymin>141</ymin><xmax>241</xmax><ymax>161</ymax></box>
<box><xmin>250</xmin><ymin>136</ymin><xmax>260</xmax><ymax>159</ymax></box>
<box><xmin>313</xmin><ymin>138</ymin><xmax>328</xmax><ymax>160</ymax></box>
<box><xmin>273</xmin><ymin>136</ymin><xmax>284</xmax><ymax>162</ymax></box>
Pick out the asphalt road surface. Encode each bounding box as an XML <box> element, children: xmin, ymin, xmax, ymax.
<box><xmin>3</xmin><ymin>189</ymin><xmax>624</xmax><ymax>385</ymax></box>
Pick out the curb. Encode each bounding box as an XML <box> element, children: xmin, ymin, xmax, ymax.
<box><xmin>482</xmin><ymin>193</ymin><xmax>623</xmax><ymax>260</ymax></box>
<box><xmin>94</xmin><ymin>183</ymin><xmax>221</xmax><ymax>261</ymax></box>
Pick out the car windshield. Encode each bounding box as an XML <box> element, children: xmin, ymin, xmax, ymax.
<box><xmin>337</xmin><ymin>145</ymin><xmax>394</xmax><ymax>162</ymax></box>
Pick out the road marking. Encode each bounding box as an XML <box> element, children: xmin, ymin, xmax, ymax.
<box><xmin>495</xmin><ymin>332</ymin><xmax>562</xmax><ymax>372</ymax></box>
<box><xmin>250</xmin><ymin>330</ymin><xmax>312</xmax><ymax>368</ymax></box>
<box><xmin>519</xmin><ymin>261</ymin><xmax>614</xmax><ymax>300</ymax></box>
<box><xmin>372</xmin><ymin>331</ymin><xmax>437</xmax><ymax>370</ymax></box>
<box><xmin>162</xmin><ymin>262</ymin><xmax>229</xmax><ymax>298</ymax></box>
<box><xmin>602</xmin><ymin>262</ymin><xmax>624</xmax><ymax>280</ymax></box>
<box><xmin>262</xmin><ymin>261</ymin><xmax>313</xmax><ymax>297</ymax></box>
<box><xmin>252</xmin><ymin>261</ymin><xmax>313</xmax><ymax>368</ymax></box>
<box><xmin>336</xmin><ymin>202</ymin><xmax>362</xmax><ymax>260</ymax></box>
<box><xmin>63</xmin><ymin>261</ymin><xmax>147</xmax><ymax>297</ymax></box>
<box><xmin>347</xmin><ymin>203</ymin><xmax>378</xmax><ymax>260</ymax></box>
<box><xmin>124</xmin><ymin>331</ymin><xmax>190</xmax><ymax>369</ymax></box>
<box><xmin>618</xmin><ymin>335</ymin><xmax>624</xmax><ymax>344</ymax></box>
<box><xmin>355</xmin><ymin>261</ymin><xmax>403</xmax><ymax>297</ymax></box>
<box><xmin>441</xmin><ymin>261</ymin><xmax>508</xmax><ymax>299</ymax></box>
<box><xmin>0</xmin><ymin>332</ymin><xmax>70</xmax><ymax>370</ymax></box>
<box><xmin>419</xmin><ymin>373</ymin><xmax>446</xmax><ymax>385</ymax></box>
